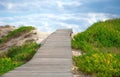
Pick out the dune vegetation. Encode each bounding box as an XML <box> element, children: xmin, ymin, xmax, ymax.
<box><xmin>0</xmin><ymin>42</ymin><xmax>40</xmax><ymax>75</ymax></box>
<box><xmin>0</xmin><ymin>26</ymin><xmax>40</xmax><ymax>75</ymax></box>
<box><xmin>72</xmin><ymin>18</ymin><xmax>120</xmax><ymax>77</ymax></box>
<box><xmin>0</xmin><ymin>26</ymin><xmax>35</xmax><ymax>43</ymax></box>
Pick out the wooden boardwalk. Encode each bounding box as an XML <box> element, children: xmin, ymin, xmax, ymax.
<box><xmin>2</xmin><ymin>29</ymin><xmax>73</xmax><ymax>77</ymax></box>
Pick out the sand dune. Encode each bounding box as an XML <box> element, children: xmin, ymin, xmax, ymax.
<box><xmin>0</xmin><ymin>26</ymin><xmax>50</xmax><ymax>52</ymax></box>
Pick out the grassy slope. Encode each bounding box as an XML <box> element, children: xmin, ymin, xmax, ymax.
<box><xmin>72</xmin><ymin>18</ymin><xmax>120</xmax><ymax>53</ymax></box>
<box><xmin>0</xmin><ymin>26</ymin><xmax>35</xmax><ymax>43</ymax></box>
<box><xmin>72</xmin><ymin>18</ymin><xmax>120</xmax><ymax>77</ymax></box>
<box><xmin>0</xmin><ymin>26</ymin><xmax>40</xmax><ymax>75</ymax></box>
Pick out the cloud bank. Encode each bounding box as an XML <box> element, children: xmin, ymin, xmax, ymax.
<box><xmin>0</xmin><ymin>0</ymin><xmax>120</xmax><ymax>32</ymax></box>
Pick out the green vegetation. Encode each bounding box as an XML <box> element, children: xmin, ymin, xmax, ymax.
<box><xmin>0</xmin><ymin>26</ymin><xmax>35</xmax><ymax>43</ymax></box>
<box><xmin>7</xmin><ymin>42</ymin><xmax>40</xmax><ymax>62</ymax></box>
<box><xmin>72</xmin><ymin>18</ymin><xmax>120</xmax><ymax>77</ymax></box>
<box><xmin>0</xmin><ymin>42</ymin><xmax>40</xmax><ymax>75</ymax></box>
<box><xmin>0</xmin><ymin>58</ymin><xmax>22</xmax><ymax>75</ymax></box>
<box><xmin>72</xmin><ymin>18</ymin><xmax>120</xmax><ymax>53</ymax></box>
<box><xmin>73</xmin><ymin>52</ymin><xmax>120</xmax><ymax>77</ymax></box>
<box><xmin>0</xmin><ymin>26</ymin><xmax>39</xmax><ymax>75</ymax></box>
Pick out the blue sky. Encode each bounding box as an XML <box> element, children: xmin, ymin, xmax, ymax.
<box><xmin>0</xmin><ymin>0</ymin><xmax>120</xmax><ymax>32</ymax></box>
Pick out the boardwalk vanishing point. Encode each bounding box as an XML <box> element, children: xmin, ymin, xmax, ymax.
<box><xmin>2</xmin><ymin>29</ymin><xmax>73</xmax><ymax>77</ymax></box>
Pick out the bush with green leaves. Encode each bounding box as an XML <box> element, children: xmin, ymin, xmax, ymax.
<box><xmin>0</xmin><ymin>58</ymin><xmax>23</xmax><ymax>75</ymax></box>
<box><xmin>0</xmin><ymin>42</ymin><xmax>40</xmax><ymax>75</ymax></box>
<box><xmin>7</xmin><ymin>42</ymin><xmax>40</xmax><ymax>61</ymax></box>
<box><xmin>73</xmin><ymin>52</ymin><xmax>120</xmax><ymax>77</ymax></box>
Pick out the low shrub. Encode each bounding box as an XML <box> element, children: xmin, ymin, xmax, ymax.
<box><xmin>0</xmin><ymin>58</ymin><xmax>23</xmax><ymax>75</ymax></box>
<box><xmin>0</xmin><ymin>42</ymin><xmax>40</xmax><ymax>75</ymax></box>
<box><xmin>7</xmin><ymin>42</ymin><xmax>40</xmax><ymax>61</ymax></box>
<box><xmin>73</xmin><ymin>52</ymin><xmax>120</xmax><ymax>77</ymax></box>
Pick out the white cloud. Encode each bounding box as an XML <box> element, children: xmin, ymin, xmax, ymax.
<box><xmin>57</xmin><ymin>1</ymin><xmax>82</xmax><ymax>9</ymax></box>
<box><xmin>86</xmin><ymin>13</ymin><xmax>109</xmax><ymax>24</ymax></box>
<box><xmin>1</xmin><ymin>12</ymin><xmax>119</xmax><ymax>32</ymax></box>
<box><xmin>7</xmin><ymin>3</ymin><xmax>14</xmax><ymax>10</ymax></box>
<box><xmin>0</xmin><ymin>2</ymin><xmax>14</xmax><ymax>10</ymax></box>
<box><xmin>0</xmin><ymin>0</ymin><xmax>120</xmax><ymax>33</ymax></box>
<box><xmin>0</xmin><ymin>0</ymin><xmax>82</xmax><ymax>13</ymax></box>
<box><xmin>0</xmin><ymin>21</ymin><xmax>5</xmax><ymax>25</ymax></box>
<box><xmin>58</xmin><ymin>22</ymin><xmax>81</xmax><ymax>32</ymax></box>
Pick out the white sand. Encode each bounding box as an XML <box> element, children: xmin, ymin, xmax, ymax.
<box><xmin>32</xmin><ymin>30</ymin><xmax>50</xmax><ymax>44</ymax></box>
<box><xmin>72</xmin><ymin>49</ymin><xmax>82</xmax><ymax>56</ymax></box>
